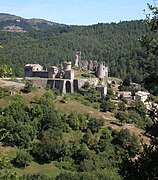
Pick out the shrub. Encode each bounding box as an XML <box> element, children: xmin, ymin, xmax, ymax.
<box><xmin>87</xmin><ymin>118</ymin><xmax>104</xmax><ymax>133</ymax></box>
<box><xmin>100</xmin><ymin>100</ymin><xmax>116</xmax><ymax>112</ymax></box>
<box><xmin>13</xmin><ymin>149</ymin><xmax>32</xmax><ymax>168</ymax></box>
<box><xmin>115</xmin><ymin>111</ymin><xmax>128</xmax><ymax>124</ymax></box>
<box><xmin>20</xmin><ymin>173</ymin><xmax>51</xmax><ymax>180</ymax></box>
<box><xmin>83</xmin><ymin>81</ymin><xmax>91</xmax><ymax>89</ymax></box>
<box><xmin>92</xmin><ymin>102</ymin><xmax>100</xmax><ymax>110</ymax></box>
<box><xmin>0</xmin><ymin>87</ymin><xmax>10</xmax><ymax>99</ymax></box>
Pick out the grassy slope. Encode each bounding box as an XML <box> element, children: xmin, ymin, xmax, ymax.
<box><xmin>0</xmin><ymin>145</ymin><xmax>60</xmax><ymax>178</ymax></box>
<box><xmin>9</xmin><ymin>162</ymin><xmax>60</xmax><ymax>178</ymax></box>
<box><xmin>55</xmin><ymin>98</ymin><xmax>115</xmax><ymax>121</ymax></box>
<box><xmin>55</xmin><ymin>98</ymin><xmax>150</xmax><ymax>144</ymax></box>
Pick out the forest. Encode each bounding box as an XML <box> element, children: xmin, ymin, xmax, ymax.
<box><xmin>0</xmin><ymin>19</ymin><xmax>156</xmax><ymax>83</ymax></box>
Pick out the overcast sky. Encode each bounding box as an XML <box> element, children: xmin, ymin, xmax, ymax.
<box><xmin>0</xmin><ymin>0</ymin><xmax>154</xmax><ymax>25</ymax></box>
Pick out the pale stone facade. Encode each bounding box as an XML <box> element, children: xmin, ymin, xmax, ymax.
<box><xmin>135</xmin><ymin>91</ymin><xmax>150</xmax><ymax>102</ymax></box>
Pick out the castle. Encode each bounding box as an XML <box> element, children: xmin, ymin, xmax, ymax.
<box><xmin>24</xmin><ymin>52</ymin><xmax>108</xmax><ymax>95</ymax></box>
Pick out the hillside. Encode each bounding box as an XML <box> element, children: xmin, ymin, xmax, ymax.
<box><xmin>0</xmin><ymin>78</ymin><xmax>151</xmax><ymax>179</ymax></box>
<box><xmin>0</xmin><ymin>13</ymin><xmax>156</xmax><ymax>83</ymax></box>
<box><xmin>0</xmin><ymin>13</ymin><xmax>66</xmax><ymax>32</ymax></box>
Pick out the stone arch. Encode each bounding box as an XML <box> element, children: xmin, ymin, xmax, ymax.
<box><xmin>66</xmin><ymin>81</ymin><xmax>71</xmax><ymax>93</ymax></box>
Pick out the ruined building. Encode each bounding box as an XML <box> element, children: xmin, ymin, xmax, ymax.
<box><xmin>24</xmin><ymin>52</ymin><xmax>108</xmax><ymax>95</ymax></box>
<box><xmin>74</xmin><ymin>51</ymin><xmax>108</xmax><ymax>79</ymax></box>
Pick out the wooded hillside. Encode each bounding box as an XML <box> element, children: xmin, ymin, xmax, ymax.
<box><xmin>0</xmin><ymin>19</ymin><xmax>155</xmax><ymax>82</ymax></box>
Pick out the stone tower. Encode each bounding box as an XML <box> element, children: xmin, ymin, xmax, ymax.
<box><xmin>97</xmin><ymin>61</ymin><xmax>108</xmax><ymax>80</ymax></box>
<box><xmin>75</xmin><ymin>51</ymin><xmax>81</xmax><ymax>67</ymax></box>
<box><xmin>63</xmin><ymin>61</ymin><xmax>74</xmax><ymax>79</ymax></box>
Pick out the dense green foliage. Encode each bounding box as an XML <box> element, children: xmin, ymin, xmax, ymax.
<box><xmin>0</xmin><ymin>90</ymin><xmax>143</xmax><ymax>179</ymax></box>
<box><xmin>0</xmin><ymin>64</ymin><xmax>12</xmax><ymax>77</ymax></box>
<box><xmin>119</xmin><ymin>2</ymin><xmax>158</xmax><ymax>179</ymax></box>
<box><xmin>20</xmin><ymin>173</ymin><xmax>53</xmax><ymax>180</ymax></box>
<box><xmin>139</xmin><ymin>2</ymin><xmax>158</xmax><ymax>95</ymax></box>
<box><xmin>0</xmin><ymin>20</ymin><xmax>153</xmax><ymax>82</ymax></box>
<box><xmin>0</xmin><ymin>87</ymin><xmax>10</xmax><ymax>98</ymax></box>
<box><xmin>13</xmin><ymin>149</ymin><xmax>33</xmax><ymax>167</ymax></box>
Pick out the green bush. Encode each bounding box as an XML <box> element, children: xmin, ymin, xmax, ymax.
<box><xmin>92</xmin><ymin>102</ymin><xmax>100</xmax><ymax>110</ymax></box>
<box><xmin>87</xmin><ymin>118</ymin><xmax>104</xmax><ymax>133</ymax></box>
<box><xmin>100</xmin><ymin>100</ymin><xmax>116</xmax><ymax>112</ymax></box>
<box><xmin>0</xmin><ymin>87</ymin><xmax>10</xmax><ymax>99</ymax></box>
<box><xmin>81</xmin><ymin>99</ymin><xmax>91</xmax><ymax>106</ymax></box>
<box><xmin>115</xmin><ymin>111</ymin><xmax>128</xmax><ymax>123</ymax></box>
<box><xmin>20</xmin><ymin>173</ymin><xmax>51</xmax><ymax>180</ymax></box>
<box><xmin>13</xmin><ymin>149</ymin><xmax>32</xmax><ymax>168</ymax></box>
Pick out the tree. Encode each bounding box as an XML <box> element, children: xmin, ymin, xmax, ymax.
<box><xmin>0</xmin><ymin>64</ymin><xmax>12</xmax><ymax>77</ymax></box>
<box><xmin>32</xmin><ymin>129</ymin><xmax>64</xmax><ymax>163</ymax></box>
<box><xmin>0</xmin><ymin>154</ymin><xmax>10</xmax><ymax>170</ymax></box>
<box><xmin>120</xmin><ymin>1</ymin><xmax>158</xmax><ymax>174</ymax></box>
<box><xmin>20</xmin><ymin>173</ymin><xmax>51</xmax><ymax>180</ymax></box>
<box><xmin>13</xmin><ymin>149</ymin><xmax>32</xmax><ymax>168</ymax></box>
<box><xmin>82</xmin><ymin>129</ymin><xmax>94</xmax><ymax>148</ymax></box>
<box><xmin>98</xmin><ymin>128</ymin><xmax>114</xmax><ymax>153</ymax></box>
<box><xmin>118</xmin><ymin>101</ymin><xmax>127</xmax><ymax>111</ymax></box>
<box><xmin>78</xmin><ymin>113</ymin><xmax>88</xmax><ymax>131</ymax></box>
<box><xmin>21</xmin><ymin>80</ymin><xmax>33</xmax><ymax>93</ymax></box>
<box><xmin>0</xmin><ymin>113</ymin><xmax>19</xmax><ymax>180</ymax></box>
<box><xmin>83</xmin><ymin>81</ymin><xmax>91</xmax><ymax>89</ymax></box>
<box><xmin>140</xmin><ymin>1</ymin><xmax>158</xmax><ymax>95</ymax></box>
<box><xmin>0</xmin><ymin>170</ymin><xmax>19</xmax><ymax>180</ymax></box>
<box><xmin>115</xmin><ymin>111</ymin><xmax>128</xmax><ymax>124</ymax></box>
<box><xmin>112</xmin><ymin>129</ymin><xmax>141</xmax><ymax>158</ymax></box>
<box><xmin>87</xmin><ymin>118</ymin><xmax>104</xmax><ymax>134</ymax></box>
<box><xmin>131</xmin><ymin>100</ymin><xmax>147</xmax><ymax>117</ymax></box>
<box><xmin>66</xmin><ymin>113</ymin><xmax>80</xmax><ymax>130</ymax></box>
<box><xmin>72</xmin><ymin>143</ymin><xmax>91</xmax><ymax>163</ymax></box>
<box><xmin>56</xmin><ymin>172</ymin><xmax>79</xmax><ymax>180</ymax></box>
<box><xmin>122</xmin><ymin>77</ymin><xmax>131</xmax><ymax>86</ymax></box>
<box><xmin>100</xmin><ymin>100</ymin><xmax>116</xmax><ymax>112</ymax></box>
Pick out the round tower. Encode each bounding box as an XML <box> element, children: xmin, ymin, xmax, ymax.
<box><xmin>97</xmin><ymin>62</ymin><xmax>105</xmax><ymax>80</ymax></box>
<box><xmin>63</xmin><ymin>61</ymin><xmax>72</xmax><ymax>71</ymax></box>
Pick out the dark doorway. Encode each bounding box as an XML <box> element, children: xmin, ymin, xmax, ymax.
<box><xmin>66</xmin><ymin>81</ymin><xmax>71</xmax><ymax>93</ymax></box>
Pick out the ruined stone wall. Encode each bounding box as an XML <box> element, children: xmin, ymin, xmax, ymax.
<box><xmin>32</xmin><ymin>79</ymin><xmax>48</xmax><ymax>87</ymax></box>
<box><xmin>74</xmin><ymin>78</ymin><xmax>107</xmax><ymax>95</ymax></box>
<box><xmin>77</xmin><ymin>78</ymin><xmax>99</xmax><ymax>89</ymax></box>
<box><xmin>47</xmin><ymin>79</ymin><xmax>65</xmax><ymax>93</ymax></box>
<box><xmin>64</xmin><ymin>70</ymin><xmax>74</xmax><ymax>79</ymax></box>
<box><xmin>31</xmin><ymin>78</ymin><xmax>74</xmax><ymax>94</ymax></box>
<box><xmin>30</xmin><ymin>77</ymin><xmax>106</xmax><ymax>95</ymax></box>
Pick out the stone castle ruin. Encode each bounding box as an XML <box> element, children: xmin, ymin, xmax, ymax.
<box><xmin>24</xmin><ymin>52</ymin><xmax>108</xmax><ymax>95</ymax></box>
<box><xmin>74</xmin><ymin>51</ymin><xmax>108</xmax><ymax>80</ymax></box>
